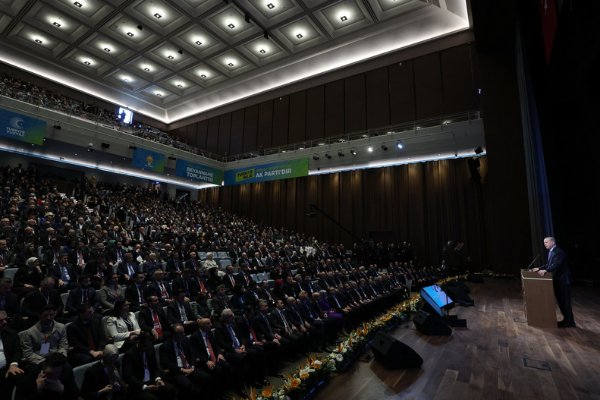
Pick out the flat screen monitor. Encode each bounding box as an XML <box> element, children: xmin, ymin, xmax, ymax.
<box><xmin>420</xmin><ymin>284</ymin><xmax>454</xmax><ymax>317</ymax></box>
<box><xmin>118</xmin><ymin>107</ymin><xmax>134</xmax><ymax>124</ymax></box>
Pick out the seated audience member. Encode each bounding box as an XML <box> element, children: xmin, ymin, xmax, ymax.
<box><xmin>121</xmin><ymin>330</ymin><xmax>177</xmax><ymax>400</ymax></box>
<box><xmin>159</xmin><ymin>323</ymin><xmax>212</xmax><ymax>398</ymax></box>
<box><xmin>192</xmin><ymin>292</ymin><xmax>211</xmax><ymax>319</ymax></box>
<box><xmin>0</xmin><ymin>310</ymin><xmax>25</xmax><ymax>394</ymax></box>
<box><xmin>83</xmin><ymin>254</ymin><xmax>109</xmax><ymax>290</ymax></box>
<box><xmin>21</xmin><ymin>277</ymin><xmax>64</xmax><ymax>323</ymax></box>
<box><xmin>269</xmin><ymin>299</ymin><xmax>307</xmax><ymax>357</ymax></box>
<box><xmin>171</xmin><ymin>268</ymin><xmax>197</xmax><ymax>299</ymax></box>
<box><xmin>166</xmin><ymin>253</ymin><xmax>183</xmax><ymax>280</ymax></box>
<box><xmin>184</xmin><ymin>251</ymin><xmax>201</xmax><ymax>271</ymax></box>
<box><xmin>209</xmin><ymin>285</ymin><xmax>232</xmax><ymax>317</ymax></box>
<box><xmin>314</xmin><ymin>291</ymin><xmax>345</xmax><ymax>335</ymax></box>
<box><xmin>116</xmin><ymin>253</ymin><xmax>138</xmax><ymax>284</ymax></box>
<box><xmin>166</xmin><ymin>289</ymin><xmax>200</xmax><ymax>335</ymax></box>
<box><xmin>0</xmin><ymin>278</ymin><xmax>20</xmax><ymax>327</ymax></box>
<box><xmin>66</xmin><ymin>303</ymin><xmax>107</xmax><ymax>367</ymax></box>
<box><xmin>230</xmin><ymin>284</ymin><xmax>248</xmax><ymax>315</ymax></box>
<box><xmin>46</xmin><ymin>253</ymin><xmax>79</xmax><ymax>292</ymax></box>
<box><xmin>138</xmin><ymin>295</ymin><xmax>171</xmax><ymax>344</ymax></box>
<box><xmin>105</xmin><ymin>299</ymin><xmax>140</xmax><ymax>353</ymax></box>
<box><xmin>201</xmin><ymin>253</ymin><xmax>217</xmax><ymax>269</ymax></box>
<box><xmin>206</xmin><ymin>267</ymin><xmax>222</xmax><ymax>289</ymax></box>
<box><xmin>98</xmin><ymin>273</ymin><xmax>124</xmax><ymax>314</ymax></box>
<box><xmin>191</xmin><ymin>268</ymin><xmax>211</xmax><ymax>297</ymax></box>
<box><xmin>65</xmin><ymin>274</ymin><xmax>101</xmax><ymax>319</ymax></box>
<box><xmin>147</xmin><ymin>270</ymin><xmax>173</xmax><ymax>306</ymax></box>
<box><xmin>124</xmin><ymin>272</ymin><xmax>149</xmax><ymax>312</ymax></box>
<box><xmin>143</xmin><ymin>253</ymin><xmax>162</xmax><ymax>282</ymax></box>
<box><xmin>190</xmin><ymin>318</ymin><xmax>231</xmax><ymax>397</ymax></box>
<box><xmin>17</xmin><ymin>353</ymin><xmax>78</xmax><ymax>400</ymax></box>
<box><xmin>80</xmin><ymin>344</ymin><xmax>127</xmax><ymax>400</ymax></box>
<box><xmin>221</xmin><ymin>265</ymin><xmax>242</xmax><ymax>294</ymax></box>
<box><xmin>20</xmin><ymin>304</ymin><xmax>68</xmax><ymax>373</ymax></box>
<box><xmin>13</xmin><ymin>257</ymin><xmax>43</xmax><ymax>297</ymax></box>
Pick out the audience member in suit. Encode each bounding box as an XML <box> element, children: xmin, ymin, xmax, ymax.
<box><xmin>159</xmin><ymin>323</ymin><xmax>212</xmax><ymax>398</ymax></box>
<box><xmin>269</xmin><ymin>299</ymin><xmax>308</xmax><ymax>357</ymax></box>
<box><xmin>124</xmin><ymin>272</ymin><xmax>149</xmax><ymax>312</ymax></box>
<box><xmin>68</xmin><ymin>241</ymin><xmax>88</xmax><ymax>274</ymax></box>
<box><xmin>191</xmin><ymin>268</ymin><xmax>211</xmax><ymax>298</ymax></box>
<box><xmin>190</xmin><ymin>318</ymin><xmax>231</xmax><ymax>398</ymax></box>
<box><xmin>171</xmin><ymin>269</ymin><xmax>198</xmax><ymax>299</ymax></box>
<box><xmin>105</xmin><ymin>299</ymin><xmax>140</xmax><ymax>353</ymax></box>
<box><xmin>166</xmin><ymin>253</ymin><xmax>184</xmax><ymax>281</ymax></box>
<box><xmin>106</xmin><ymin>242</ymin><xmax>126</xmax><ymax>267</ymax></box>
<box><xmin>282</xmin><ymin>275</ymin><xmax>299</xmax><ymax>298</ymax></box>
<box><xmin>221</xmin><ymin>265</ymin><xmax>242</xmax><ymax>294</ymax></box>
<box><xmin>16</xmin><ymin>353</ymin><xmax>78</xmax><ymax>400</ymax></box>
<box><xmin>256</xmin><ymin>280</ymin><xmax>277</xmax><ymax>311</ymax></box>
<box><xmin>66</xmin><ymin>303</ymin><xmax>107</xmax><ymax>367</ymax></box>
<box><xmin>83</xmin><ymin>254</ymin><xmax>109</xmax><ymax>290</ymax></box>
<box><xmin>46</xmin><ymin>253</ymin><xmax>79</xmax><ymax>292</ymax></box>
<box><xmin>121</xmin><ymin>330</ymin><xmax>177</xmax><ymax>400</ymax></box>
<box><xmin>191</xmin><ymin>292</ymin><xmax>211</xmax><ymax>319</ymax></box>
<box><xmin>166</xmin><ymin>289</ymin><xmax>200</xmax><ymax>335</ymax></box>
<box><xmin>65</xmin><ymin>274</ymin><xmax>102</xmax><ymax>319</ymax></box>
<box><xmin>21</xmin><ymin>277</ymin><xmax>64</xmax><ymax>324</ymax></box>
<box><xmin>138</xmin><ymin>295</ymin><xmax>171</xmax><ymax>344</ymax></box>
<box><xmin>143</xmin><ymin>253</ymin><xmax>162</xmax><ymax>282</ymax></box>
<box><xmin>146</xmin><ymin>270</ymin><xmax>173</xmax><ymax>306</ymax></box>
<box><xmin>0</xmin><ymin>310</ymin><xmax>25</xmax><ymax>394</ymax></box>
<box><xmin>116</xmin><ymin>253</ymin><xmax>138</xmax><ymax>284</ymax></box>
<box><xmin>0</xmin><ymin>278</ymin><xmax>20</xmax><ymax>327</ymax></box>
<box><xmin>253</xmin><ymin>300</ymin><xmax>294</xmax><ymax>362</ymax></box>
<box><xmin>284</xmin><ymin>297</ymin><xmax>320</xmax><ymax>352</ymax></box>
<box><xmin>184</xmin><ymin>251</ymin><xmax>201</xmax><ymax>271</ymax></box>
<box><xmin>80</xmin><ymin>344</ymin><xmax>127</xmax><ymax>400</ymax></box>
<box><xmin>230</xmin><ymin>284</ymin><xmax>250</xmax><ymax>315</ymax></box>
<box><xmin>98</xmin><ymin>273</ymin><xmax>124</xmax><ymax>314</ymax></box>
<box><xmin>209</xmin><ymin>285</ymin><xmax>232</xmax><ymax>317</ymax></box>
<box><xmin>206</xmin><ymin>267</ymin><xmax>222</xmax><ymax>290</ymax></box>
<box><xmin>13</xmin><ymin>257</ymin><xmax>44</xmax><ymax>298</ymax></box>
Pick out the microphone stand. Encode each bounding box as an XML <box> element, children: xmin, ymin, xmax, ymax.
<box><xmin>525</xmin><ymin>254</ymin><xmax>541</xmax><ymax>272</ymax></box>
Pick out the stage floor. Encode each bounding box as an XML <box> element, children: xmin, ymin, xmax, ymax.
<box><xmin>311</xmin><ymin>278</ymin><xmax>600</xmax><ymax>400</ymax></box>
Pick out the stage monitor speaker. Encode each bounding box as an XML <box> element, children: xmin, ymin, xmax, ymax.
<box><xmin>413</xmin><ymin>310</ymin><xmax>452</xmax><ymax>336</ymax></box>
<box><xmin>370</xmin><ymin>331</ymin><xmax>423</xmax><ymax>369</ymax></box>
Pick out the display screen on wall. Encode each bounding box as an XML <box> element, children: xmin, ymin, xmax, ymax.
<box><xmin>0</xmin><ymin>108</ymin><xmax>46</xmax><ymax>145</ymax></box>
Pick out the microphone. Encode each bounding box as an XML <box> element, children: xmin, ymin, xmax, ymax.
<box><xmin>526</xmin><ymin>254</ymin><xmax>541</xmax><ymax>272</ymax></box>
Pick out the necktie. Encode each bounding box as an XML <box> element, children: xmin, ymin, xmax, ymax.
<box><xmin>178</xmin><ymin>342</ymin><xmax>190</xmax><ymax>368</ymax></box>
<box><xmin>78</xmin><ymin>251</ymin><xmax>83</xmax><ymax>264</ymax></box>
<box><xmin>83</xmin><ymin>290</ymin><xmax>88</xmax><ymax>303</ymax></box>
<box><xmin>228</xmin><ymin>325</ymin><xmax>240</xmax><ymax>349</ymax></box>
<box><xmin>548</xmin><ymin>250</ymin><xmax>554</xmax><ymax>265</ymax></box>
<box><xmin>229</xmin><ymin>275</ymin><xmax>235</xmax><ymax>286</ymax></box>
<box><xmin>138</xmin><ymin>285</ymin><xmax>145</xmax><ymax>303</ymax></box>
<box><xmin>152</xmin><ymin>310</ymin><xmax>162</xmax><ymax>336</ymax></box>
<box><xmin>304</xmin><ymin>301</ymin><xmax>315</xmax><ymax>319</ymax></box>
<box><xmin>263</xmin><ymin>314</ymin><xmax>273</xmax><ymax>334</ymax></box>
<box><xmin>160</xmin><ymin>283</ymin><xmax>168</xmax><ymax>299</ymax></box>
<box><xmin>279</xmin><ymin>310</ymin><xmax>291</xmax><ymax>331</ymax></box>
<box><xmin>61</xmin><ymin>265</ymin><xmax>71</xmax><ymax>281</ymax></box>
<box><xmin>199</xmin><ymin>280</ymin><xmax>206</xmax><ymax>292</ymax></box>
<box><xmin>128</xmin><ymin>264</ymin><xmax>135</xmax><ymax>277</ymax></box>
<box><xmin>179</xmin><ymin>303</ymin><xmax>187</xmax><ymax>322</ymax></box>
<box><xmin>247</xmin><ymin>320</ymin><xmax>258</xmax><ymax>342</ymax></box>
<box><xmin>204</xmin><ymin>333</ymin><xmax>216</xmax><ymax>362</ymax></box>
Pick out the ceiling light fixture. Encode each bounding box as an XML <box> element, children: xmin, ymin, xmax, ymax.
<box><xmin>200</xmin><ymin>74</ymin><xmax>207</xmax><ymax>78</ymax></box>
<box><xmin>267</xmin><ymin>3</ymin><xmax>275</xmax><ymax>9</ymax></box>
<box><xmin>313</xmin><ymin>153</ymin><xmax>319</xmax><ymax>160</ymax></box>
<box><xmin>195</xmin><ymin>40</ymin><xmax>202</xmax><ymax>45</ymax></box>
<box><xmin>154</xmin><ymin>13</ymin><xmax>162</xmax><ymax>19</ymax></box>
<box><xmin>340</xmin><ymin>15</ymin><xmax>348</xmax><ymax>21</ymax></box>
<box><xmin>123</xmin><ymin>78</ymin><xmax>129</xmax><ymax>82</ymax></box>
<box><xmin>127</xmin><ymin>32</ymin><xmax>134</xmax><ymax>37</ymax></box>
<box><xmin>338</xmin><ymin>150</ymin><xmax>344</xmax><ymax>157</ymax></box>
<box><xmin>296</xmin><ymin>33</ymin><xmax>303</xmax><ymax>39</ymax></box>
<box><xmin>228</xmin><ymin>23</ymin><xmax>235</xmax><ymax>29</ymax></box>
<box><xmin>177</xmin><ymin>84</ymin><xmax>183</xmax><ymax>88</ymax></box>
<box><xmin>156</xmin><ymin>93</ymin><xmax>162</xmax><ymax>97</ymax></box>
<box><xmin>381</xmin><ymin>143</ymin><xmax>388</xmax><ymax>151</ymax></box>
<box><xmin>325</xmin><ymin>151</ymin><xmax>331</xmax><ymax>159</ymax></box>
<box><xmin>178</xmin><ymin>49</ymin><xmax>183</xmax><ymax>55</ymax></box>
<box><xmin>168</xmin><ymin>55</ymin><xmax>174</xmax><ymax>59</ymax></box>
<box><xmin>35</xmin><ymin>39</ymin><xmax>43</xmax><ymax>44</ymax></box>
<box><xmin>397</xmin><ymin>140</ymin><xmax>403</xmax><ymax>149</ymax></box>
<box><xmin>104</xmin><ymin>47</ymin><xmax>110</xmax><ymax>52</ymax></box>
<box><xmin>368</xmin><ymin>146</ymin><xmax>372</xmax><ymax>152</ymax></box>
<box><xmin>137</xmin><ymin>25</ymin><xmax>143</xmax><ymax>30</ymax></box>
<box><xmin>259</xmin><ymin>49</ymin><xmax>266</xmax><ymax>54</ymax></box>
<box><xmin>74</xmin><ymin>1</ymin><xmax>82</xmax><ymax>8</ymax></box>
<box><xmin>53</xmin><ymin>22</ymin><xmax>61</xmax><ymax>28</ymax></box>
<box><xmin>228</xmin><ymin>62</ymin><xmax>234</xmax><ymax>67</ymax></box>
<box><xmin>350</xmin><ymin>147</ymin><xmax>357</xmax><ymax>155</ymax></box>
<box><xmin>84</xmin><ymin>61</ymin><xmax>91</xmax><ymax>65</ymax></box>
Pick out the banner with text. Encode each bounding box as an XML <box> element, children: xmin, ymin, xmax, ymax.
<box><xmin>0</xmin><ymin>108</ymin><xmax>46</xmax><ymax>145</ymax></box>
<box><xmin>224</xmin><ymin>158</ymin><xmax>309</xmax><ymax>186</ymax></box>
<box><xmin>132</xmin><ymin>148</ymin><xmax>165</xmax><ymax>173</ymax></box>
<box><xmin>176</xmin><ymin>159</ymin><xmax>223</xmax><ymax>185</ymax></box>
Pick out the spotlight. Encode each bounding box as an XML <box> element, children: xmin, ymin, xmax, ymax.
<box><xmin>368</xmin><ymin>146</ymin><xmax>372</xmax><ymax>152</ymax></box>
<box><xmin>474</xmin><ymin>146</ymin><xmax>483</xmax><ymax>154</ymax></box>
<box><xmin>397</xmin><ymin>140</ymin><xmax>403</xmax><ymax>149</ymax></box>
<box><xmin>101</xmin><ymin>143</ymin><xmax>110</xmax><ymax>149</ymax></box>
<box><xmin>350</xmin><ymin>147</ymin><xmax>357</xmax><ymax>155</ymax></box>
<box><xmin>168</xmin><ymin>155</ymin><xmax>177</xmax><ymax>161</ymax></box>
<box><xmin>313</xmin><ymin>153</ymin><xmax>320</xmax><ymax>161</ymax></box>
<box><xmin>325</xmin><ymin>151</ymin><xmax>331</xmax><ymax>159</ymax></box>
<box><xmin>88</xmin><ymin>142</ymin><xmax>94</xmax><ymax>148</ymax></box>
<box><xmin>129</xmin><ymin>144</ymin><xmax>137</xmax><ymax>150</ymax></box>
<box><xmin>53</xmin><ymin>122</ymin><xmax>61</xmax><ymax>130</ymax></box>
<box><xmin>381</xmin><ymin>143</ymin><xmax>388</xmax><ymax>151</ymax></box>
<box><xmin>338</xmin><ymin>150</ymin><xmax>344</xmax><ymax>157</ymax></box>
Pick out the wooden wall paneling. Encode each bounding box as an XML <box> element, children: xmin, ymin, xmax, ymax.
<box><xmin>272</xmin><ymin>96</ymin><xmax>290</xmax><ymax>148</ymax></box>
<box><xmin>257</xmin><ymin>101</ymin><xmax>274</xmax><ymax>150</ymax></box>
<box><xmin>414</xmin><ymin>53</ymin><xmax>443</xmax><ymax>120</ymax></box>
<box><xmin>344</xmin><ymin>74</ymin><xmax>366</xmax><ymax>133</ymax></box>
<box><xmin>324</xmin><ymin>81</ymin><xmax>344</xmax><ymax>137</ymax></box>
<box><xmin>217</xmin><ymin>113</ymin><xmax>232</xmax><ymax>156</ymax></box>
<box><xmin>206</xmin><ymin>116</ymin><xmax>220</xmax><ymax>154</ymax></box>
<box><xmin>230</xmin><ymin>109</ymin><xmax>245</xmax><ymax>155</ymax></box>
<box><xmin>389</xmin><ymin>61</ymin><xmax>416</xmax><ymax>125</ymax></box>
<box><xmin>366</xmin><ymin>67</ymin><xmax>391</xmax><ymax>129</ymax></box>
<box><xmin>406</xmin><ymin>162</ymin><xmax>427</xmax><ymax>261</ymax></box>
<box><xmin>441</xmin><ymin>44</ymin><xmax>474</xmax><ymax>114</ymax></box>
<box><xmin>243</xmin><ymin>104</ymin><xmax>259</xmax><ymax>153</ymax></box>
<box><xmin>186</xmin><ymin>122</ymin><xmax>198</xmax><ymax>148</ymax></box>
<box><xmin>339</xmin><ymin>171</ymin><xmax>355</xmax><ymax>245</ymax></box>
<box><xmin>288</xmin><ymin>91</ymin><xmax>307</xmax><ymax>144</ymax></box>
<box><xmin>196</xmin><ymin>120</ymin><xmax>208</xmax><ymax>150</ymax></box>
<box><xmin>306</xmin><ymin>86</ymin><xmax>325</xmax><ymax>142</ymax></box>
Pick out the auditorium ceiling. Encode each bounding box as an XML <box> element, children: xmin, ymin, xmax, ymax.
<box><xmin>0</xmin><ymin>0</ymin><xmax>470</xmax><ymax>123</ymax></box>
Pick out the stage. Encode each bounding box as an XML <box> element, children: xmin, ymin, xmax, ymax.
<box><xmin>310</xmin><ymin>278</ymin><xmax>600</xmax><ymax>400</ymax></box>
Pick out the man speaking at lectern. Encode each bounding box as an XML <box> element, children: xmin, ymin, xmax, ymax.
<box><xmin>532</xmin><ymin>237</ymin><xmax>575</xmax><ymax>328</ymax></box>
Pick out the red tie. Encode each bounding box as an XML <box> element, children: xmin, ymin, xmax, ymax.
<box><xmin>248</xmin><ymin>320</ymin><xmax>258</xmax><ymax>342</ymax></box>
<box><xmin>199</xmin><ymin>280</ymin><xmax>206</xmax><ymax>292</ymax></box>
<box><xmin>78</xmin><ymin>251</ymin><xmax>83</xmax><ymax>264</ymax></box>
<box><xmin>160</xmin><ymin>283</ymin><xmax>168</xmax><ymax>299</ymax></box>
<box><xmin>230</xmin><ymin>275</ymin><xmax>235</xmax><ymax>286</ymax></box>
<box><xmin>152</xmin><ymin>310</ymin><xmax>162</xmax><ymax>336</ymax></box>
<box><xmin>178</xmin><ymin>343</ymin><xmax>189</xmax><ymax>368</ymax></box>
<box><xmin>205</xmin><ymin>334</ymin><xmax>216</xmax><ymax>362</ymax></box>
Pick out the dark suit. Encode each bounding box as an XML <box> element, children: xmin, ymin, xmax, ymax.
<box><xmin>66</xmin><ymin>318</ymin><xmax>107</xmax><ymax>366</ymax></box>
<box><xmin>166</xmin><ymin>301</ymin><xmax>198</xmax><ymax>335</ymax></box>
<box><xmin>116</xmin><ymin>261</ymin><xmax>139</xmax><ymax>282</ymax></box>
<box><xmin>214</xmin><ymin>320</ymin><xmax>265</xmax><ymax>383</ymax></box>
<box><xmin>138</xmin><ymin>307</ymin><xmax>171</xmax><ymax>343</ymax></box>
<box><xmin>189</xmin><ymin>329</ymin><xmax>231</xmax><ymax>377</ymax></box>
<box><xmin>269</xmin><ymin>308</ymin><xmax>307</xmax><ymax>353</ymax></box>
<box><xmin>540</xmin><ymin>246</ymin><xmax>574</xmax><ymax>325</ymax></box>
<box><xmin>65</xmin><ymin>287</ymin><xmax>100</xmax><ymax>316</ymax></box>
<box><xmin>159</xmin><ymin>338</ymin><xmax>211</xmax><ymax>397</ymax></box>
<box><xmin>0</xmin><ymin>327</ymin><xmax>22</xmax><ymax>393</ymax></box>
<box><xmin>171</xmin><ymin>277</ymin><xmax>197</xmax><ymax>298</ymax></box>
<box><xmin>209</xmin><ymin>295</ymin><xmax>232</xmax><ymax>317</ymax></box>
<box><xmin>147</xmin><ymin>281</ymin><xmax>173</xmax><ymax>305</ymax></box>
<box><xmin>21</xmin><ymin>289</ymin><xmax>64</xmax><ymax>320</ymax></box>
<box><xmin>46</xmin><ymin>262</ymin><xmax>79</xmax><ymax>291</ymax></box>
<box><xmin>80</xmin><ymin>360</ymin><xmax>127</xmax><ymax>400</ymax></box>
<box><xmin>0</xmin><ymin>292</ymin><xmax>20</xmax><ymax>324</ymax></box>
<box><xmin>221</xmin><ymin>274</ymin><xmax>242</xmax><ymax>293</ymax></box>
<box><xmin>121</xmin><ymin>344</ymin><xmax>177</xmax><ymax>400</ymax></box>
<box><xmin>124</xmin><ymin>283</ymin><xmax>149</xmax><ymax>311</ymax></box>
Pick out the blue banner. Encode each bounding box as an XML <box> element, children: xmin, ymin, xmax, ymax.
<box><xmin>224</xmin><ymin>158</ymin><xmax>309</xmax><ymax>186</ymax></box>
<box><xmin>132</xmin><ymin>148</ymin><xmax>165</xmax><ymax>173</ymax></box>
<box><xmin>175</xmin><ymin>159</ymin><xmax>223</xmax><ymax>185</ymax></box>
<box><xmin>0</xmin><ymin>108</ymin><xmax>46</xmax><ymax>145</ymax></box>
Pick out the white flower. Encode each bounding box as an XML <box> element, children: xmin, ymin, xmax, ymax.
<box><xmin>336</xmin><ymin>353</ymin><xmax>344</xmax><ymax>362</ymax></box>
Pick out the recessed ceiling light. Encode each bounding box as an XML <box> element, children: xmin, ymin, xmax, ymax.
<box><xmin>123</xmin><ymin>78</ymin><xmax>129</xmax><ymax>82</ymax></box>
<box><xmin>53</xmin><ymin>22</ymin><xmax>61</xmax><ymax>28</ymax></box>
<box><xmin>200</xmin><ymin>74</ymin><xmax>207</xmax><ymax>78</ymax></box>
<box><xmin>195</xmin><ymin>40</ymin><xmax>202</xmax><ymax>45</ymax></box>
<box><xmin>296</xmin><ymin>33</ymin><xmax>303</xmax><ymax>39</ymax></box>
<box><xmin>84</xmin><ymin>61</ymin><xmax>91</xmax><ymax>65</ymax></box>
<box><xmin>177</xmin><ymin>84</ymin><xmax>183</xmax><ymax>88</ymax></box>
<box><xmin>259</xmin><ymin>49</ymin><xmax>266</xmax><ymax>54</ymax></box>
<box><xmin>168</xmin><ymin>55</ymin><xmax>174</xmax><ymax>59</ymax></box>
<box><xmin>103</xmin><ymin>47</ymin><xmax>111</xmax><ymax>52</ymax></box>
<box><xmin>227</xmin><ymin>23</ymin><xmax>235</xmax><ymax>29</ymax></box>
<box><xmin>35</xmin><ymin>39</ymin><xmax>43</xmax><ymax>44</ymax></box>
<box><xmin>156</xmin><ymin>93</ymin><xmax>162</xmax><ymax>97</ymax></box>
<box><xmin>267</xmin><ymin>3</ymin><xmax>275</xmax><ymax>9</ymax></box>
<box><xmin>340</xmin><ymin>15</ymin><xmax>348</xmax><ymax>21</ymax></box>
<box><xmin>74</xmin><ymin>1</ymin><xmax>82</xmax><ymax>8</ymax></box>
<box><xmin>127</xmin><ymin>32</ymin><xmax>134</xmax><ymax>37</ymax></box>
<box><xmin>154</xmin><ymin>13</ymin><xmax>162</xmax><ymax>19</ymax></box>
<box><xmin>144</xmin><ymin>67</ymin><xmax>150</xmax><ymax>71</ymax></box>
<box><xmin>228</xmin><ymin>62</ymin><xmax>234</xmax><ymax>67</ymax></box>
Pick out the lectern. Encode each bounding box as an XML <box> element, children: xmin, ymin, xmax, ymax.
<box><xmin>521</xmin><ymin>270</ymin><xmax>556</xmax><ymax>328</ymax></box>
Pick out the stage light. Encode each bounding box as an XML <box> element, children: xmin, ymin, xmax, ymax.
<box><xmin>53</xmin><ymin>122</ymin><xmax>61</xmax><ymax>130</ymax></box>
<box><xmin>381</xmin><ymin>143</ymin><xmax>388</xmax><ymax>151</ymax></box>
<box><xmin>474</xmin><ymin>146</ymin><xmax>483</xmax><ymax>154</ymax></box>
<box><xmin>313</xmin><ymin>153</ymin><xmax>320</xmax><ymax>160</ymax></box>
<box><xmin>338</xmin><ymin>150</ymin><xmax>344</xmax><ymax>157</ymax></box>
<box><xmin>325</xmin><ymin>151</ymin><xmax>331</xmax><ymax>159</ymax></box>
<box><xmin>350</xmin><ymin>147</ymin><xmax>357</xmax><ymax>155</ymax></box>
<box><xmin>397</xmin><ymin>140</ymin><xmax>403</xmax><ymax>149</ymax></box>
<box><xmin>368</xmin><ymin>146</ymin><xmax>372</xmax><ymax>152</ymax></box>
<box><xmin>129</xmin><ymin>144</ymin><xmax>137</xmax><ymax>150</ymax></box>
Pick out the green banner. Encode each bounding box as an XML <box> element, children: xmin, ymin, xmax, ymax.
<box><xmin>176</xmin><ymin>159</ymin><xmax>223</xmax><ymax>185</ymax></box>
<box><xmin>224</xmin><ymin>158</ymin><xmax>308</xmax><ymax>186</ymax></box>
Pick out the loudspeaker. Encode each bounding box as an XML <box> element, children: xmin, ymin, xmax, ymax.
<box><xmin>370</xmin><ymin>331</ymin><xmax>423</xmax><ymax>369</ymax></box>
<box><xmin>101</xmin><ymin>143</ymin><xmax>110</xmax><ymax>148</ymax></box>
<box><xmin>413</xmin><ymin>310</ymin><xmax>452</xmax><ymax>336</ymax></box>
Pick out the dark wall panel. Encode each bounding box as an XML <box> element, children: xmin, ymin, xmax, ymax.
<box><xmin>230</xmin><ymin>109</ymin><xmax>245</xmax><ymax>155</ymax></box>
<box><xmin>186</xmin><ymin>122</ymin><xmax>198</xmax><ymax>147</ymax></box>
<box><xmin>306</xmin><ymin>86</ymin><xmax>325</xmax><ymax>141</ymax></box>
<box><xmin>288</xmin><ymin>91</ymin><xmax>307</xmax><ymax>144</ymax></box>
<box><xmin>196</xmin><ymin>120</ymin><xmax>208</xmax><ymax>150</ymax></box>
<box><xmin>272</xmin><ymin>96</ymin><xmax>290</xmax><ymax>147</ymax></box>
<box><xmin>344</xmin><ymin>74</ymin><xmax>366</xmax><ymax>133</ymax></box>
<box><xmin>206</xmin><ymin>117</ymin><xmax>219</xmax><ymax>154</ymax></box>
<box><xmin>257</xmin><ymin>101</ymin><xmax>273</xmax><ymax>150</ymax></box>
<box><xmin>441</xmin><ymin>44</ymin><xmax>474</xmax><ymax>114</ymax></box>
<box><xmin>366</xmin><ymin>67</ymin><xmax>390</xmax><ymax>129</ymax></box>
<box><xmin>218</xmin><ymin>113</ymin><xmax>231</xmax><ymax>156</ymax></box>
<box><xmin>414</xmin><ymin>53</ymin><xmax>443</xmax><ymax>120</ymax></box>
<box><xmin>243</xmin><ymin>104</ymin><xmax>259</xmax><ymax>153</ymax></box>
<box><xmin>389</xmin><ymin>61</ymin><xmax>416</xmax><ymax>125</ymax></box>
<box><xmin>325</xmin><ymin>81</ymin><xmax>344</xmax><ymax>137</ymax></box>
